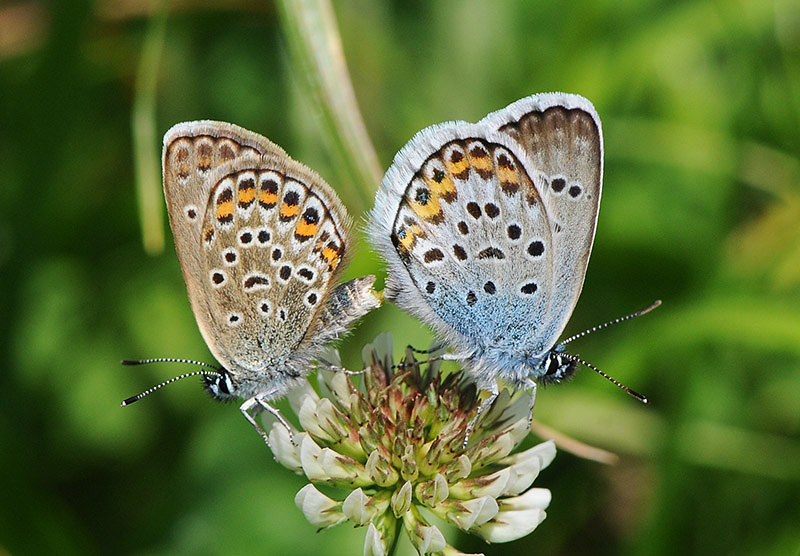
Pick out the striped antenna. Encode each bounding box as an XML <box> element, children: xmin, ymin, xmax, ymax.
<box><xmin>561</xmin><ymin>353</ymin><xmax>649</xmax><ymax>404</ymax></box>
<box><xmin>120</xmin><ymin>358</ymin><xmax>224</xmax><ymax>406</ymax></box>
<box><xmin>559</xmin><ymin>300</ymin><xmax>661</xmax><ymax>346</ymax></box>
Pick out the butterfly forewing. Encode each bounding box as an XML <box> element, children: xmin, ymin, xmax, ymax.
<box><xmin>197</xmin><ymin>159</ymin><xmax>346</xmax><ymax>372</ymax></box>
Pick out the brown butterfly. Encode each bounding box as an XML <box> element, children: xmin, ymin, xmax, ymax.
<box><xmin>124</xmin><ymin>121</ymin><xmax>380</xmax><ymax>444</ymax></box>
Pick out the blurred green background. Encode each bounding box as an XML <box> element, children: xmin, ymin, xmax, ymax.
<box><xmin>1</xmin><ymin>1</ymin><xmax>799</xmax><ymax>555</ymax></box>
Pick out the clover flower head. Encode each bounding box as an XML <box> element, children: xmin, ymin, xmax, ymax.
<box><xmin>268</xmin><ymin>333</ymin><xmax>555</xmax><ymax>555</ymax></box>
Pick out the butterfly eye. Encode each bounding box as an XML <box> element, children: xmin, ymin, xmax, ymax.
<box><xmin>541</xmin><ymin>352</ymin><xmax>578</xmax><ymax>382</ymax></box>
<box><xmin>542</xmin><ymin>354</ymin><xmax>557</xmax><ymax>376</ymax></box>
<box><xmin>543</xmin><ymin>354</ymin><xmax>561</xmax><ymax>377</ymax></box>
<box><xmin>203</xmin><ymin>376</ymin><xmax>222</xmax><ymax>397</ymax></box>
<box><xmin>203</xmin><ymin>372</ymin><xmax>233</xmax><ymax>398</ymax></box>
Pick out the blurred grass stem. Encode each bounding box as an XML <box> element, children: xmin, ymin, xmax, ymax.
<box><xmin>276</xmin><ymin>0</ymin><xmax>382</xmax><ymax>214</ymax></box>
<box><xmin>132</xmin><ymin>0</ymin><xmax>167</xmax><ymax>255</ymax></box>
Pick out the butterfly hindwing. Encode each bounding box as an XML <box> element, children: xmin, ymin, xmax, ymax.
<box><xmin>379</xmin><ymin>125</ymin><xmax>556</xmax><ymax>354</ymax></box>
<box><xmin>198</xmin><ymin>158</ymin><xmax>348</xmax><ymax>373</ymax></box>
<box><xmin>163</xmin><ymin>121</ymin><xmax>355</xmax><ymax>379</ymax></box>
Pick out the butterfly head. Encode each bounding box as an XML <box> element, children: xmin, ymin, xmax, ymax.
<box><xmin>203</xmin><ymin>369</ymin><xmax>237</xmax><ymax>401</ymax></box>
<box><xmin>120</xmin><ymin>358</ymin><xmax>232</xmax><ymax>407</ymax></box>
<box><xmin>539</xmin><ymin>345</ymin><xmax>579</xmax><ymax>384</ymax></box>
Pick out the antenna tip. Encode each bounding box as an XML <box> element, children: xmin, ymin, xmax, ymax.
<box><xmin>121</xmin><ymin>396</ymin><xmax>138</xmax><ymax>406</ymax></box>
<box><xmin>631</xmin><ymin>391</ymin><xmax>649</xmax><ymax>404</ymax></box>
<box><xmin>121</xmin><ymin>360</ymin><xmax>137</xmax><ymax>366</ymax></box>
<box><xmin>638</xmin><ymin>300</ymin><xmax>662</xmax><ymax>316</ymax></box>
<box><xmin>624</xmin><ymin>386</ymin><xmax>649</xmax><ymax>404</ymax></box>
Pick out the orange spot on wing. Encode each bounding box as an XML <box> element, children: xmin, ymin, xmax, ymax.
<box><xmin>280</xmin><ymin>203</ymin><xmax>301</xmax><ymax>219</ymax></box>
<box><xmin>409</xmin><ymin>194</ymin><xmax>442</xmax><ymax>223</ymax></box>
<box><xmin>444</xmin><ymin>156</ymin><xmax>468</xmax><ymax>177</ymax></box>
<box><xmin>259</xmin><ymin>189</ymin><xmax>277</xmax><ymax>207</ymax></box>
<box><xmin>425</xmin><ymin>172</ymin><xmax>456</xmax><ymax>203</ymax></box>
<box><xmin>216</xmin><ymin>200</ymin><xmax>234</xmax><ymax>222</ymax></box>
<box><xmin>467</xmin><ymin>145</ymin><xmax>493</xmax><ymax>176</ymax></box>
<box><xmin>295</xmin><ymin>220</ymin><xmax>320</xmax><ymax>238</ymax></box>
<box><xmin>238</xmin><ymin>187</ymin><xmax>255</xmax><ymax>205</ymax></box>
<box><xmin>197</xmin><ymin>143</ymin><xmax>213</xmax><ymax>172</ymax></box>
<box><xmin>396</xmin><ymin>224</ymin><xmax>424</xmax><ymax>252</ymax></box>
<box><xmin>321</xmin><ymin>245</ymin><xmax>340</xmax><ymax>269</ymax></box>
<box><xmin>496</xmin><ymin>164</ymin><xmax>519</xmax><ymax>185</ymax></box>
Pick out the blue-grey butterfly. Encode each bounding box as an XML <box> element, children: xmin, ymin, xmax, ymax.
<box><xmin>368</xmin><ymin>93</ymin><xmax>656</xmax><ymax>437</ymax></box>
<box><xmin>123</xmin><ymin>121</ymin><xmax>380</xmax><ymax>443</ymax></box>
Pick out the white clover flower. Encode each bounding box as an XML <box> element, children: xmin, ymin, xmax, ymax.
<box><xmin>267</xmin><ymin>333</ymin><xmax>555</xmax><ymax>555</ymax></box>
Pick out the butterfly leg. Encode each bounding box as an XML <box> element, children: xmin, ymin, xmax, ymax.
<box><xmin>442</xmin><ymin>350</ymin><xmax>475</xmax><ymax>362</ymax></box>
<box><xmin>330</xmin><ymin>366</ymin><xmax>366</xmax><ymax>376</ymax></box>
<box><xmin>524</xmin><ymin>378</ymin><xmax>538</xmax><ymax>432</ymax></box>
<box><xmin>393</xmin><ymin>348</ymin><xmax>471</xmax><ymax>371</ymax></box>
<box><xmin>392</xmin><ymin>357</ymin><xmax>443</xmax><ymax>371</ymax></box>
<box><xmin>463</xmin><ymin>380</ymin><xmax>500</xmax><ymax>448</ymax></box>
<box><xmin>317</xmin><ymin>357</ymin><xmax>365</xmax><ymax>376</ymax></box>
<box><xmin>406</xmin><ymin>343</ymin><xmax>445</xmax><ymax>355</ymax></box>
<box><xmin>240</xmin><ymin>395</ymin><xmax>296</xmax><ymax>447</ymax></box>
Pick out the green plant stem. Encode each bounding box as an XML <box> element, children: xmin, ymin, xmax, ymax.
<box><xmin>132</xmin><ymin>0</ymin><xmax>167</xmax><ymax>255</ymax></box>
<box><xmin>276</xmin><ymin>0</ymin><xmax>382</xmax><ymax>214</ymax></box>
<box><xmin>387</xmin><ymin>516</ymin><xmax>403</xmax><ymax>556</ymax></box>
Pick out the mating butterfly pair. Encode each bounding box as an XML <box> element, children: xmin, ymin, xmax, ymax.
<box><xmin>124</xmin><ymin>93</ymin><xmax>654</xmax><ymax>442</ymax></box>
